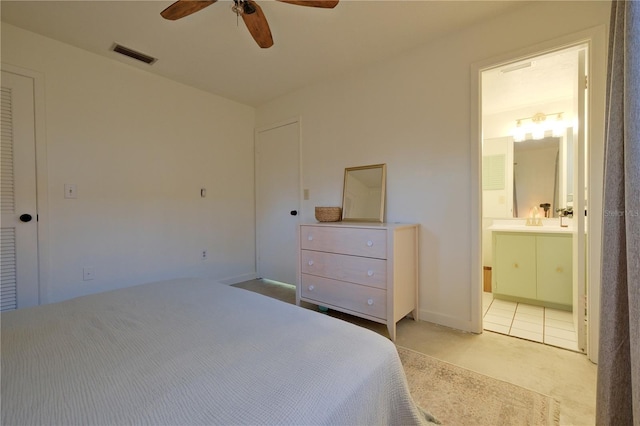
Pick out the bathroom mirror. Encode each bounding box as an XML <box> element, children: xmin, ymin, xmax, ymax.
<box><xmin>482</xmin><ymin>129</ymin><xmax>574</xmax><ymax>219</ymax></box>
<box><xmin>342</xmin><ymin>164</ymin><xmax>386</xmax><ymax>222</ymax></box>
<box><xmin>513</xmin><ymin>136</ymin><xmax>562</xmax><ymax>218</ymax></box>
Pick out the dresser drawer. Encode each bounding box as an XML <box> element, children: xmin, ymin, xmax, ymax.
<box><xmin>300</xmin><ymin>226</ymin><xmax>387</xmax><ymax>259</ymax></box>
<box><xmin>301</xmin><ymin>274</ymin><xmax>387</xmax><ymax>319</ymax></box>
<box><xmin>301</xmin><ymin>250</ymin><xmax>387</xmax><ymax>289</ymax></box>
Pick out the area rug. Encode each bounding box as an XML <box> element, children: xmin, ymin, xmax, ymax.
<box><xmin>398</xmin><ymin>346</ymin><xmax>560</xmax><ymax>426</ymax></box>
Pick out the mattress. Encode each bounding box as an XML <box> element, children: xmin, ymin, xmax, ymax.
<box><xmin>1</xmin><ymin>278</ymin><xmax>429</xmax><ymax>425</ymax></box>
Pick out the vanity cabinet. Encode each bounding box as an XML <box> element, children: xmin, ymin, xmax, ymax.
<box><xmin>297</xmin><ymin>223</ymin><xmax>419</xmax><ymax>341</ymax></box>
<box><xmin>492</xmin><ymin>231</ymin><xmax>572</xmax><ymax>309</ymax></box>
<box><xmin>536</xmin><ymin>235</ymin><xmax>573</xmax><ymax>306</ymax></box>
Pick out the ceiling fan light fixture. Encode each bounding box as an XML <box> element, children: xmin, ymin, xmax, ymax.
<box><xmin>231</xmin><ymin>0</ymin><xmax>256</xmax><ymax>15</ymax></box>
<box><xmin>161</xmin><ymin>0</ymin><xmax>338</xmax><ymax>48</ymax></box>
<box><xmin>232</xmin><ymin>0</ymin><xmax>244</xmax><ymax>15</ymax></box>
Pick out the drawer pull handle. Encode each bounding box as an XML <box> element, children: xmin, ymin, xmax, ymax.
<box><xmin>367</xmin><ymin>298</ymin><xmax>374</xmax><ymax>306</ymax></box>
<box><xmin>367</xmin><ymin>240</ymin><xmax>373</xmax><ymax>247</ymax></box>
<box><xmin>556</xmin><ymin>267</ymin><xmax>563</xmax><ymax>273</ymax></box>
<box><xmin>308</xmin><ymin>260</ymin><xmax>314</xmax><ymax>266</ymax></box>
<box><xmin>514</xmin><ymin>263</ymin><xmax>519</xmax><ymax>269</ymax></box>
<box><xmin>308</xmin><ymin>285</ymin><xmax>315</xmax><ymax>291</ymax></box>
<box><xmin>308</xmin><ymin>235</ymin><xmax>314</xmax><ymax>241</ymax></box>
<box><xmin>367</xmin><ymin>270</ymin><xmax>374</xmax><ymax>277</ymax></box>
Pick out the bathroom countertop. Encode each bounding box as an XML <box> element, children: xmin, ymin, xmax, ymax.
<box><xmin>488</xmin><ymin>219</ymin><xmax>574</xmax><ymax>234</ymax></box>
<box><xmin>488</xmin><ymin>224</ymin><xmax>574</xmax><ymax>234</ymax></box>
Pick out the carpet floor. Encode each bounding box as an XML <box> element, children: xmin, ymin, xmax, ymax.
<box><xmin>398</xmin><ymin>346</ymin><xmax>560</xmax><ymax>425</ymax></box>
<box><xmin>233</xmin><ymin>280</ymin><xmax>562</xmax><ymax>425</ymax></box>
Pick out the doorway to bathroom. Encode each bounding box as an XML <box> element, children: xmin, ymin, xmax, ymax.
<box><xmin>480</xmin><ymin>44</ymin><xmax>589</xmax><ymax>353</ymax></box>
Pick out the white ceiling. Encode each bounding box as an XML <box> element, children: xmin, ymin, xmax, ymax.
<box><xmin>482</xmin><ymin>47</ymin><xmax>581</xmax><ymax>116</ymax></box>
<box><xmin>1</xmin><ymin>0</ymin><xmax>530</xmax><ymax>107</ymax></box>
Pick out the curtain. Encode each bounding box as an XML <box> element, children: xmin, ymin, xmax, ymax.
<box><xmin>596</xmin><ymin>1</ymin><xmax>640</xmax><ymax>425</ymax></box>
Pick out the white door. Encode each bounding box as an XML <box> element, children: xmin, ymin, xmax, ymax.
<box><xmin>255</xmin><ymin>120</ymin><xmax>300</xmax><ymax>285</ymax></box>
<box><xmin>1</xmin><ymin>70</ymin><xmax>40</xmax><ymax>310</ymax></box>
<box><xmin>572</xmin><ymin>49</ymin><xmax>587</xmax><ymax>352</ymax></box>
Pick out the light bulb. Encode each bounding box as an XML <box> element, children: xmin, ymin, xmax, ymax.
<box><xmin>532</xmin><ymin>126</ymin><xmax>545</xmax><ymax>140</ymax></box>
<box><xmin>552</xmin><ymin>113</ymin><xmax>565</xmax><ymax>137</ymax></box>
<box><xmin>512</xmin><ymin>120</ymin><xmax>525</xmax><ymax>142</ymax></box>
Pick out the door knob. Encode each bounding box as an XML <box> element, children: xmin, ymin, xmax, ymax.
<box><xmin>19</xmin><ymin>214</ymin><xmax>33</xmax><ymax>223</ymax></box>
<box><xmin>290</xmin><ymin>210</ymin><xmax>298</xmax><ymax>216</ymax></box>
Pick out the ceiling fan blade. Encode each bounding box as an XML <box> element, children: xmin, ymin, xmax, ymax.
<box><xmin>241</xmin><ymin>1</ymin><xmax>274</xmax><ymax>49</ymax></box>
<box><xmin>277</xmin><ymin>0</ymin><xmax>339</xmax><ymax>8</ymax></box>
<box><xmin>161</xmin><ymin>0</ymin><xmax>217</xmax><ymax>20</ymax></box>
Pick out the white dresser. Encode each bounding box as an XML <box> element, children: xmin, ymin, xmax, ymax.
<box><xmin>297</xmin><ymin>222</ymin><xmax>419</xmax><ymax>341</ymax></box>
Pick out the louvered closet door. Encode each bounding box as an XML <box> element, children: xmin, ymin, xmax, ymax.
<box><xmin>1</xmin><ymin>70</ymin><xmax>39</xmax><ymax>311</ymax></box>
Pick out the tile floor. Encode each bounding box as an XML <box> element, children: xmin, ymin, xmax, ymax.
<box><xmin>482</xmin><ymin>292</ymin><xmax>580</xmax><ymax>352</ymax></box>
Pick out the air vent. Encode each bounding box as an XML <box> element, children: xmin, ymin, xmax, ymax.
<box><xmin>111</xmin><ymin>43</ymin><xmax>157</xmax><ymax>65</ymax></box>
<box><xmin>500</xmin><ymin>62</ymin><xmax>532</xmax><ymax>74</ymax></box>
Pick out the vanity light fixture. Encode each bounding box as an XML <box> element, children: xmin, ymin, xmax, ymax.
<box><xmin>512</xmin><ymin>112</ymin><xmax>566</xmax><ymax>142</ymax></box>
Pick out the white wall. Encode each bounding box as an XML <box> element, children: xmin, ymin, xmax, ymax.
<box><xmin>1</xmin><ymin>24</ymin><xmax>257</xmax><ymax>303</ymax></box>
<box><xmin>255</xmin><ymin>1</ymin><xmax>610</xmax><ymax>331</ymax></box>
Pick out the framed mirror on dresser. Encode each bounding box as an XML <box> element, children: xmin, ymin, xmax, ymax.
<box><xmin>342</xmin><ymin>164</ymin><xmax>386</xmax><ymax>222</ymax></box>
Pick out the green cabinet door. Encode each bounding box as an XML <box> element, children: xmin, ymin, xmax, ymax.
<box><xmin>536</xmin><ymin>235</ymin><xmax>573</xmax><ymax>305</ymax></box>
<box><xmin>493</xmin><ymin>233</ymin><xmax>537</xmax><ymax>299</ymax></box>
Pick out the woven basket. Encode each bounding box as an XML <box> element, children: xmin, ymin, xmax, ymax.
<box><xmin>315</xmin><ymin>207</ymin><xmax>342</xmax><ymax>222</ymax></box>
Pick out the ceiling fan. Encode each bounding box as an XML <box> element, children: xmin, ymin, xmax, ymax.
<box><xmin>160</xmin><ymin>0</ymin><xmax>339</xmax><ymax>49</ymax></box>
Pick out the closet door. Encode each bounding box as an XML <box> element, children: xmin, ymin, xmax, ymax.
<box><xmin>254</xmin><ymin>119</ymin><xmax>300</xmax><ymax>285</ymax></box>
<box><xmin>1</xmin><ymin>70</ymin><xmax>39</xmax><ymax>310</ymax></box>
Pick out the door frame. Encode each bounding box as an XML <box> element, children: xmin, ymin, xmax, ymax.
<box><xmin>254</xmin><ymin>116</ymin><xmax>302</xmax><ymax>282</ymax></box>
<box><xmin>1</xmin><ymin>63</ymin><xmax>50</xmax><ymax>305</ymax></box>
<box><xmin>470</xmin><ymin>26</ymin><xmax>607</xmax><ymax>363</ymax></box>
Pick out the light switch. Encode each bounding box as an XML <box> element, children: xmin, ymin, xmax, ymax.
<box><xmin>83</xmin><ymin>266</ymin><xmax>94</xmax><ymax>281</ymax></box>
<box><xmin>64</xmin><ymin>184</ymin><xmax>77</xmax><ymax>199</ymax></box>
<box><xmin>303</xmin><ymin>189</ymin><xmax>309</xmax><ymax>200</ymax></box>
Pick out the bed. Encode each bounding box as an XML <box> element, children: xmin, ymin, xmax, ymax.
<box><xmin>1</xmin><ymin>278</ymin><xmax>430</xmax><ymax>425</ymax></box>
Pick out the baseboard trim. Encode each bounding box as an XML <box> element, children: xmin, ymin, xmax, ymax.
<box><xmin>419</xmin><ymin>309</ymin><xmax>477</xmax><ymax>334</ymax></box>
<box><xmin>216</xmin><ymin>272</ymin><xmax>258</xmax><ymax>285</ymax></box>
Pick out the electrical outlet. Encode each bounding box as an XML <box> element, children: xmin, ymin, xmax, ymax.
<box><xmin>83</xmin><ymin>266</ymin><xmax>95</xmax><ymax>281</ymax></box>
<box><xmin>201</xmin><ymin>250</ymin><xmax>208</xmax><ymax>260</ymax></box>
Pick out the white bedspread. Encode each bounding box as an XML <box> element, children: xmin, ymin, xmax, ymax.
<box><xmin>1</xmin><ymin>278</ymin><xmax>428</xmax><ymax>425</ymax></box>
